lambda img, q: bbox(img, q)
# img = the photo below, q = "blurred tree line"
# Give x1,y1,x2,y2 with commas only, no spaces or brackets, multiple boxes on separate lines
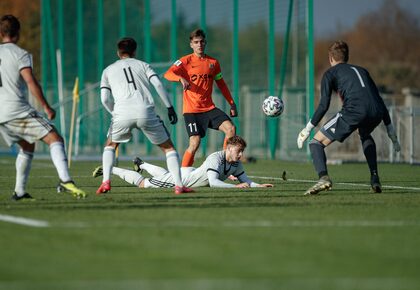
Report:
315,0,420,93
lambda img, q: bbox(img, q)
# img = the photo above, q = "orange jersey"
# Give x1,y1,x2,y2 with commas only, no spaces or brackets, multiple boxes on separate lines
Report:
164,53,234,113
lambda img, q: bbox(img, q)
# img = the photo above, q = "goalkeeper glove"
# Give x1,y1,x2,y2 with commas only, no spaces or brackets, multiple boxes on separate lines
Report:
386,124,401,152
167,106,178,125
230,103,238,117
297,121,315,149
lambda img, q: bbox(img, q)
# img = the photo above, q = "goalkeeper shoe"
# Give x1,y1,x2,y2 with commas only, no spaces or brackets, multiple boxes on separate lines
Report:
96,180,111,195
92,166,103,178
174,186,194,195
57,181,87,198
133,157,144,173
11,192,34,201
304,175,332,195
370,175,382,193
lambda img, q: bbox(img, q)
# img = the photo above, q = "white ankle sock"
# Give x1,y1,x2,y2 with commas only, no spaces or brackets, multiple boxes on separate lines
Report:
50,142,71,182
166,150,183,187
141,162,168,176
15,150,33,196
102,146,115,182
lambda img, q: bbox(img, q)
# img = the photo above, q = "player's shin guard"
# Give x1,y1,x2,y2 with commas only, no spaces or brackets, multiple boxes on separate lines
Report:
361,135,378,176
50,142,71,182
102,146,115,182
15,150,33,195
166,150,183,187
309,139,328,178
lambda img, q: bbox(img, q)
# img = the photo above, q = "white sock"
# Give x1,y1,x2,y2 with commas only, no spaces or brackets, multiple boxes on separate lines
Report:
102,146,115,182
166,150,183,187
50,142,71,182
142,162,168,176
112,167,144,186
15,150,33,196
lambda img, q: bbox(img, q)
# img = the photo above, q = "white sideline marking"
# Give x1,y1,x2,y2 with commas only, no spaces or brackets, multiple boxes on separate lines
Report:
55,219,420,229
249,175,420,191
0,214,49,228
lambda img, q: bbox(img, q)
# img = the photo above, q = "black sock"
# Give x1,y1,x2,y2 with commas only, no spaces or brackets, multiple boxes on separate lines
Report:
361,135,378,176
309,140,328,178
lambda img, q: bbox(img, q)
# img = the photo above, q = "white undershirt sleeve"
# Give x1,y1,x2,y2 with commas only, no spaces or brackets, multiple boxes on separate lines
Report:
207,170,236,188
100,88,114,114
150,75,172,108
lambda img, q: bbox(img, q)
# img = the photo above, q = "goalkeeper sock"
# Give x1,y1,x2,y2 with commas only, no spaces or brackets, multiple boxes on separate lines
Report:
361,135,378,175
112,167,144,186
309,139,328,178
166,150,183,187
102,146,115,182
50,142,71,182
182,150,194,167
15,150,33,195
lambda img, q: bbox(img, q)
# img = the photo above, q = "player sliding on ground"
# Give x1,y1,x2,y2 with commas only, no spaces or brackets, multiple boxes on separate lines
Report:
93,136,273,190
297,40,401,195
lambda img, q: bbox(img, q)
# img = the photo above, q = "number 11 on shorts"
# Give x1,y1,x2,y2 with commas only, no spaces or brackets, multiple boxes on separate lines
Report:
188,122,198,134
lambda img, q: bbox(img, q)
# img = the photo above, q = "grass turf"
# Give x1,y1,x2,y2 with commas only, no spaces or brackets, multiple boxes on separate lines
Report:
1,157,420,290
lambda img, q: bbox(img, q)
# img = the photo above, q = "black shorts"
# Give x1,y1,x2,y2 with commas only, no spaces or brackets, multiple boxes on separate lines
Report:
183,108,231,138
320,112,382,142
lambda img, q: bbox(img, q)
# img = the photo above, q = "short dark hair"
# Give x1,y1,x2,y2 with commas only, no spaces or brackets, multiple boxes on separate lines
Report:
0,15,20,38
189,28,206,41
117,37,137,56
328,40,349,62
226,136,247,151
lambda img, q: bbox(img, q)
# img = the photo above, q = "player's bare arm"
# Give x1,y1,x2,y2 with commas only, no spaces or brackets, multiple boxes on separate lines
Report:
20,67,55,120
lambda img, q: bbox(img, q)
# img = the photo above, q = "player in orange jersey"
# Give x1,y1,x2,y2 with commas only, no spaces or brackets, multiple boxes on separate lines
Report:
164,28,237,167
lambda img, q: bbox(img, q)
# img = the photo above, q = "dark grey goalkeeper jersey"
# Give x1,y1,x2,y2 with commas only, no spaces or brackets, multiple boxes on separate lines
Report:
311,63,391,127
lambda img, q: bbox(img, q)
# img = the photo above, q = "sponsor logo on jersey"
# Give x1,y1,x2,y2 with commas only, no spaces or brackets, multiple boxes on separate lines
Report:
174,60,182,66
191,74,212,82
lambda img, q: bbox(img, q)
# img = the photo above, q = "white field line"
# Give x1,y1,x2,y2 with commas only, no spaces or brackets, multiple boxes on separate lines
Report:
249,175,420,191
1,214,419,229
55,219,420,229
0,214,49,227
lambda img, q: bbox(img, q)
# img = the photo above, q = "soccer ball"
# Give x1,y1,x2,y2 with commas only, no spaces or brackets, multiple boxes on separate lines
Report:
262,96,284,117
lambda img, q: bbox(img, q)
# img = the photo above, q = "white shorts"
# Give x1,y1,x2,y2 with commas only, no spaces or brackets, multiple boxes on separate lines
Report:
0,112,53,146
108,115,170,145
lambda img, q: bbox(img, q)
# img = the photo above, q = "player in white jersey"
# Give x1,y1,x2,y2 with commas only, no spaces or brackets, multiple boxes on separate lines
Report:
93,136,273,190
0,15,86,200
97,37,192,195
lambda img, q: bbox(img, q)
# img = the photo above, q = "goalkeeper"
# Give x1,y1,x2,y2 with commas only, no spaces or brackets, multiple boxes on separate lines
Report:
297,40,400,195
93,136,273,190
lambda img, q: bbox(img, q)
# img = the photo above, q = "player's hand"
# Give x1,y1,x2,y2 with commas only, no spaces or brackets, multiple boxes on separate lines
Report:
258,184,274,187
235,182,250,188
167,106,178,125
179,77,190,91
386,124,401,152
297,127,311,149
230,103,238,117
297,121,315,149
45,106,56,120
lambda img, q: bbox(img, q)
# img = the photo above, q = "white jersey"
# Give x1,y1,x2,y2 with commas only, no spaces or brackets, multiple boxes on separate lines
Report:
100,58,159,120
184,151,245,187
0,43,35,123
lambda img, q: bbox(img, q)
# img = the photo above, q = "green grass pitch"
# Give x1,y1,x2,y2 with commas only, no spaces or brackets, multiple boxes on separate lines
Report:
1,156,420,290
